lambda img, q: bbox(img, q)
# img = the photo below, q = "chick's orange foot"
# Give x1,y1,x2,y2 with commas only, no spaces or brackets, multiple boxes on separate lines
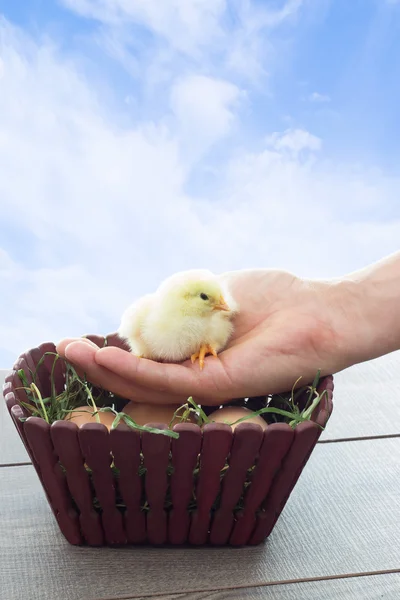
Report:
191,344,218,370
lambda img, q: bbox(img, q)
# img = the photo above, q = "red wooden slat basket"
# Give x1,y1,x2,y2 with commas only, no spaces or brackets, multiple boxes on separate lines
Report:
2,334,333,547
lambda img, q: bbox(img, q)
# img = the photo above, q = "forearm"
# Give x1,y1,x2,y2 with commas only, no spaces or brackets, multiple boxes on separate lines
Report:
340,251,400,364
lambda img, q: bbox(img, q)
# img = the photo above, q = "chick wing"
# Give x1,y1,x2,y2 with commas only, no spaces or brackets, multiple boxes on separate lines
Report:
118,293,154,357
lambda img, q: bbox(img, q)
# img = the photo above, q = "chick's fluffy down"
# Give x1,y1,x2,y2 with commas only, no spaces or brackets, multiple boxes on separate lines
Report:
118,269,238,364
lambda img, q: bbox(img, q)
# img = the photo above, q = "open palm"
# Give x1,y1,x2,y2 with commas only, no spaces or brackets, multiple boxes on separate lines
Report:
57,269,354,406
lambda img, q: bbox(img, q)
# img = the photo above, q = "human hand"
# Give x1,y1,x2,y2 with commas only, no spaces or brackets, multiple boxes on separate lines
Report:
56,268,359,406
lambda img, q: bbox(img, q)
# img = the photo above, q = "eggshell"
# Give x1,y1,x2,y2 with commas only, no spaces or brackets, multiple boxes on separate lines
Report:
63,405,116,430
122,401,198,427
207,405,268,431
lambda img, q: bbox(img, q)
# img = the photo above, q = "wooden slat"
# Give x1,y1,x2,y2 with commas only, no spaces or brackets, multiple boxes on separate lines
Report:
21,344,54,400
1,439,399,599
209,423,263,546
82,334,105,348
106,331,131,351
169,423,202,545
78,424,126,545
137,573,400,599
1,373,29,464
321,351,400,440
141,424,171,545
249,421,321,545
24,417,82,545
229,423,294,546
51,420,104,546
189,423,233,545
110,423,146,544
7,361,33,411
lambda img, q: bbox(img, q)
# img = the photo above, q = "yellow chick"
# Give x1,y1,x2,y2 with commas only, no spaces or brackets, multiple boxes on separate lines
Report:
118,269,238,370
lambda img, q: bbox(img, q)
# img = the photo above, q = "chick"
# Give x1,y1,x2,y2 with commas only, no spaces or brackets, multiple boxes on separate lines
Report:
118,269,238,370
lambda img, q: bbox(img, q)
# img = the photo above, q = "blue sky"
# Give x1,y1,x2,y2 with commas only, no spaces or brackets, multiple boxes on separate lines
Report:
3,0,399,168
1,0,400,366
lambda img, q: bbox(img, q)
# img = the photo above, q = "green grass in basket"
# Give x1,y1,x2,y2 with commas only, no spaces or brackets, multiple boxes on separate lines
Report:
16,351,327,435
15,353,327,516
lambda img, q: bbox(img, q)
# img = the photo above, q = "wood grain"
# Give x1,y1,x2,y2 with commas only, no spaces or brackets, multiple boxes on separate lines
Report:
110,424,146,544
229,423,293,546
79,424,126,545
320,351,400,440
209,423,263,546
137,573,400,599
169,423,202,545
1,438,399,600
51,421,105,546
141,424,171,545
188,423,232,545
0,371,30,464
24,416,83,545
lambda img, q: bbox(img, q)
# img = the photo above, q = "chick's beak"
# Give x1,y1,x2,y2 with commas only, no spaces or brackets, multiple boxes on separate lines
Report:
213,295,230,311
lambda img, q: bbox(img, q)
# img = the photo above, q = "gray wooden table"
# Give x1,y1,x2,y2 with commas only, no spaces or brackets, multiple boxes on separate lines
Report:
1,353,400,600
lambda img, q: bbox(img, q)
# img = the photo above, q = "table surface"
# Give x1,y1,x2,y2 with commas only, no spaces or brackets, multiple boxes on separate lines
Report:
1,353,400,600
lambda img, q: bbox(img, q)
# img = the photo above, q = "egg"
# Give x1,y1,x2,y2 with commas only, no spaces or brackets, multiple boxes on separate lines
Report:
63,405,116,430
122,401,199,427
207,405,268,431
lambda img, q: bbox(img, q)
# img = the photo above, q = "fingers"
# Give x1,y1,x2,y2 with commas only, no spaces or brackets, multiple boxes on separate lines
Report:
94,346,232,401
56,337,98,378
56,338,233,404
59,341,190,405
56,337,98,355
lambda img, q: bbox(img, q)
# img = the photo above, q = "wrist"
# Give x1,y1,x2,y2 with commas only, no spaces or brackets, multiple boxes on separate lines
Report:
331,253,400,366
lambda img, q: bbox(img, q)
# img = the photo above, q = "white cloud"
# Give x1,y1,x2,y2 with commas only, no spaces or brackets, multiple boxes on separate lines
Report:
61,0,227,57
61,0,305,85
309,92,331,103
170,75,243,163
266,128,322,155
0,14,400,365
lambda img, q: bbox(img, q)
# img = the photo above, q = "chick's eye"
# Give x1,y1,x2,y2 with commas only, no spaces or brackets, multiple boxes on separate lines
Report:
200,293,209,301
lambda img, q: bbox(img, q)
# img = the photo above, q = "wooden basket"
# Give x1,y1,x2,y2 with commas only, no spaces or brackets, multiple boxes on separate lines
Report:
3,334,333,547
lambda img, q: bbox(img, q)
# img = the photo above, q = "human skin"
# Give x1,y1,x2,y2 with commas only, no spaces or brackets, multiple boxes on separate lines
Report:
56,251,400,406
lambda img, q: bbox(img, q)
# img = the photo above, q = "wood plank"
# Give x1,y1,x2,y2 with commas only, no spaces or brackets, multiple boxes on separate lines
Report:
142,573,400,599
1,439,399,600
0,370,29,465
321,351,400,440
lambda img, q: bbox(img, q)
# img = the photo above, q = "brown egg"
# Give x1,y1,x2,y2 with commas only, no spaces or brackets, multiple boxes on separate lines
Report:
122,401,199,427
207,406,268,431
63,405,116,430
123,402,197,427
